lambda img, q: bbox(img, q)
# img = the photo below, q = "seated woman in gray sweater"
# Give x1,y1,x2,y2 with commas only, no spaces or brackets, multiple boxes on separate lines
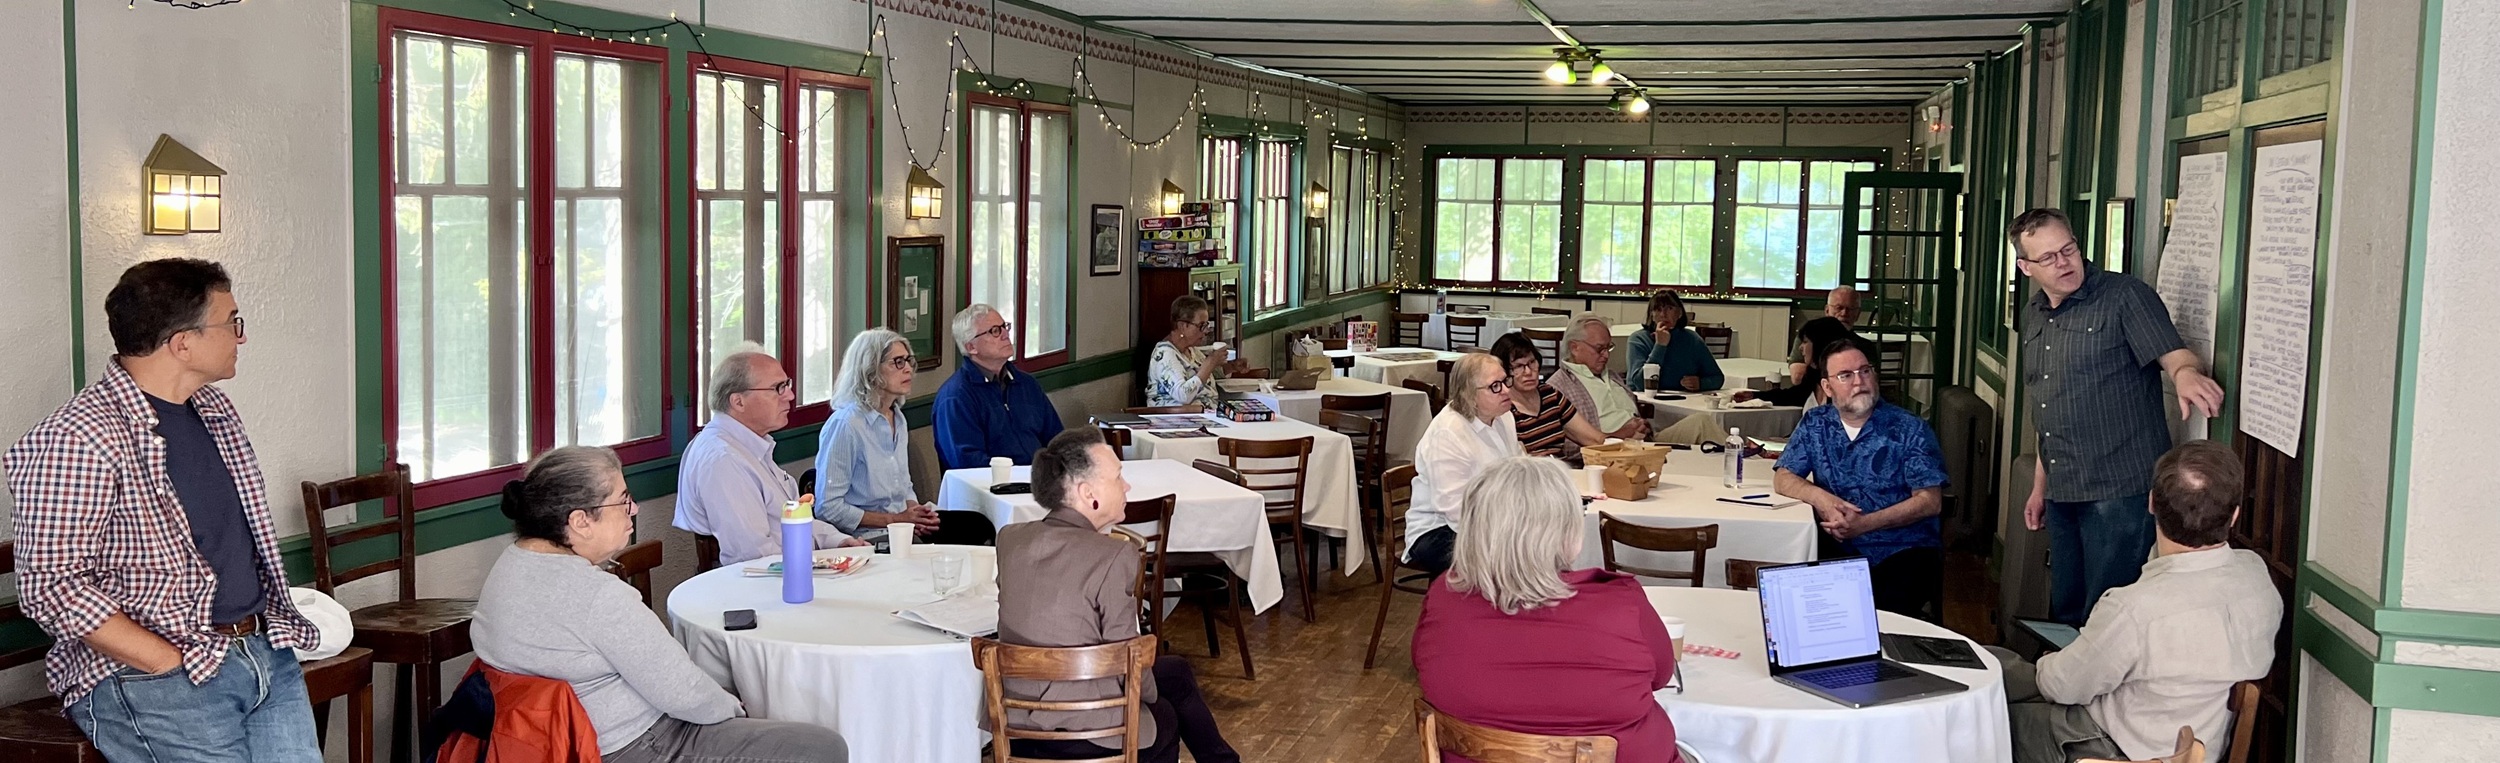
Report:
472,446,847,763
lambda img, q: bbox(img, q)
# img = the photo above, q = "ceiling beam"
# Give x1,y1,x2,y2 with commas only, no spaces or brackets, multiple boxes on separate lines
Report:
1229,52,1999,62
1086,11,2059,27
1173,34,2024,46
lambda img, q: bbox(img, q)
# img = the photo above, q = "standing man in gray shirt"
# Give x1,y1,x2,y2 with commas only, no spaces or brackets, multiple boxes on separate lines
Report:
2009,209,2227,625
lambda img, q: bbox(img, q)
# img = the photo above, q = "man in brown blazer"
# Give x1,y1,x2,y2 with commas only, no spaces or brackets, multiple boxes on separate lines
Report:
994,429,1241,763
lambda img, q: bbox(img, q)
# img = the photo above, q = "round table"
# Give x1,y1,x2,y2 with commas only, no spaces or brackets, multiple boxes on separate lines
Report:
1646,587,2010,763
667,546,995,763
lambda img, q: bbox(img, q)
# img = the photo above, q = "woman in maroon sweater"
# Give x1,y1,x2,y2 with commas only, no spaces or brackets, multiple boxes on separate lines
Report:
1411,456,1682,762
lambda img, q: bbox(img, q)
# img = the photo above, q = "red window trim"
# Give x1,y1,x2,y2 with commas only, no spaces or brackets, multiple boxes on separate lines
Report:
964,95,1074,373
684,54,874,430
378,9,673,509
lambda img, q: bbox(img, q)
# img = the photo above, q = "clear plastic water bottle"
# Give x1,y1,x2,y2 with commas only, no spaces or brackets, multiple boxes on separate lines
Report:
1722,427,1745,488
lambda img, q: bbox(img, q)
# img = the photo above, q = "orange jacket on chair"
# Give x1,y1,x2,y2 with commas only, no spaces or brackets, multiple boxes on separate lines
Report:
429,662,604,763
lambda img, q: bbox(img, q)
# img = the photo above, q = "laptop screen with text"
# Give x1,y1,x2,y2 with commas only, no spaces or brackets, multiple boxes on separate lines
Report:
1758,557,1882,669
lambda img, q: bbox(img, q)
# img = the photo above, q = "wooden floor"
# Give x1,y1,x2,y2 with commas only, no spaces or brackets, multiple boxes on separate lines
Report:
1148,549,2000,762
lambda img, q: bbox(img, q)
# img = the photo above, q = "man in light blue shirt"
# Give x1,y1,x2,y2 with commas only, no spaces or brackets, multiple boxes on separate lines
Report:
815,329,996,546
674,350,862,567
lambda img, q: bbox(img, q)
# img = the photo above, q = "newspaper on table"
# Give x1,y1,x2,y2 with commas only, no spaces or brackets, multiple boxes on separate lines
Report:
893,593,999,639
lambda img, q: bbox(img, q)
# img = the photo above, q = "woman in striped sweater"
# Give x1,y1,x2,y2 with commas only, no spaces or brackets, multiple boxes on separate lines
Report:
1489,333,1607,465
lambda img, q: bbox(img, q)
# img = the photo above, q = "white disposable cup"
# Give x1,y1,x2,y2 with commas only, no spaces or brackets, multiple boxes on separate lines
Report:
887,525,914,557
1581,465,1608,494
990,456,1013,485
1641,363,1661,386
1661,615,1688,654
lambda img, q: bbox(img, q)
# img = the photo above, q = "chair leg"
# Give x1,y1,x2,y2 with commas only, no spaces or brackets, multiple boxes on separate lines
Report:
349,681,375,763
412,662,444,763
1226,572,1256,681
313,698,332,752
1283,524,1315,623
1200,588,1222,659
1363,569,1398,670
390,663,414,763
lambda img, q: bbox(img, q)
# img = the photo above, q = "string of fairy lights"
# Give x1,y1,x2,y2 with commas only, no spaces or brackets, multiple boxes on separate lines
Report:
131,0,243,8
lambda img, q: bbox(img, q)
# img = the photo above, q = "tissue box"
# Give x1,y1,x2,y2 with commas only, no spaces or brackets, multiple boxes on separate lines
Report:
1216,399,1274,422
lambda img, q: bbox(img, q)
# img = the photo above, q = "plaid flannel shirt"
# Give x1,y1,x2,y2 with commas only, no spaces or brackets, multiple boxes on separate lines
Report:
3,360,314,707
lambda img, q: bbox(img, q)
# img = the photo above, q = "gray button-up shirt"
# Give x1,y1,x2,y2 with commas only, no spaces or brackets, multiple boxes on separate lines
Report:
2021,265,2186,501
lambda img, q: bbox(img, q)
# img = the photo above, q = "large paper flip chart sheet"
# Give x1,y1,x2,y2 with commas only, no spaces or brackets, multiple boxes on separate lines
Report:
2157,153,2229,363
2238,141,2323,455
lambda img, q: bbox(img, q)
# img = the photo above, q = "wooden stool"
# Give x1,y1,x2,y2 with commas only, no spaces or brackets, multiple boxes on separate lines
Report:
300,465,475,763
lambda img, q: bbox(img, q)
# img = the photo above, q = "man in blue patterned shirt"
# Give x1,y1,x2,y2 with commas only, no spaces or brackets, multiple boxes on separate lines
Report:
1774,336,1950,619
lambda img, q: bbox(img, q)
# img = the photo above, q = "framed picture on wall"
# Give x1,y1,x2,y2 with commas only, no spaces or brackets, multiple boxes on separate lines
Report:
883,235,945,371
1089,204,1124,277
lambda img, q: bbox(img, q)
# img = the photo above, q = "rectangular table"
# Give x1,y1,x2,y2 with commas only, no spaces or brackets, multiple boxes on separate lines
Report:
1238,377,1431,463
1424,311,1567,351
1574,455,1816,588
1642,388,1807,439
934,461,1284,613
1119,415,1367,574
1341,348,1464,391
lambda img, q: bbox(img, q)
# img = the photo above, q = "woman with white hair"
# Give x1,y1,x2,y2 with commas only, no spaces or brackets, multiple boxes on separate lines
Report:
1410,457,1682,762
1400,352,1524,575
815,328,997,546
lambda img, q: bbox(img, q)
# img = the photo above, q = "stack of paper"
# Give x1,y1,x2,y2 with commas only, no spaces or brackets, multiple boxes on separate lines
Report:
894,594,999,639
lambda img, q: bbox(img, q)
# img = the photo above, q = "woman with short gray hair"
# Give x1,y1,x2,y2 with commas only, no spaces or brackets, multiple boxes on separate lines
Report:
472,446,849,762
1399,352,1522,575
1410,457,1683,761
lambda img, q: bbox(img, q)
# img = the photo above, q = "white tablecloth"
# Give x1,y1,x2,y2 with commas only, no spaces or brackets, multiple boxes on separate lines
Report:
1342,348,1463,391
1643,389,1807,439
1240,377,1431,463
1424,311,1566,350
668,546,995,763
1646,586,2010,763
1718,358,1793,390
1577,456,1817,588
932,461,1284,613
1121,415,1366,574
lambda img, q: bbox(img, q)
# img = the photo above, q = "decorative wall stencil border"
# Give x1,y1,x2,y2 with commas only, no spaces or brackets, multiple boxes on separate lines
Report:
1788,109,1917,124
1406,108,1907,125
1406,108,1529,123
1651,110,1788,124
852,0,1402,120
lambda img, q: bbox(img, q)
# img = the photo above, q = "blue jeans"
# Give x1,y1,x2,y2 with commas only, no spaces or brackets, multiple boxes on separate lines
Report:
2045,493,2156,625
69,633,322,763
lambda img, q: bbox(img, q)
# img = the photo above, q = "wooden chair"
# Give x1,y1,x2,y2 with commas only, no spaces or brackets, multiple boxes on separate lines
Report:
1320,409,1393,579
1182,459,1259,678
694,534,723,573
607,540,665,608
972,635,1159,763
1695,325,1735,359
1404,378,1447,414
1595,514,1718,587
1220,436,1320,624
1444,314,1488,350
1126,405,1197,415
1363,465,1430,670
300,465,475,763
0,541,377,763
1114,495,1178,639
1322,337,1350,351
1415,699,1618,763
1530,306,1573,316
1097,424,1133,450
1724,558,1776,591
2226,680,2260,763
1520,327,1567,375
2080,725,2204,763
1391,311,1430,348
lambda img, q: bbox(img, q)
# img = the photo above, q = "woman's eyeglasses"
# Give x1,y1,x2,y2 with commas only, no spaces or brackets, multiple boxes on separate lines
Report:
884,355,917,371
1483,379,1512,394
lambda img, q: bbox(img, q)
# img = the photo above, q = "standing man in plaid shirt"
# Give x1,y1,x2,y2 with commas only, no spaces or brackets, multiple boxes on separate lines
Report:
5,259,321,761
2009,209,2228,626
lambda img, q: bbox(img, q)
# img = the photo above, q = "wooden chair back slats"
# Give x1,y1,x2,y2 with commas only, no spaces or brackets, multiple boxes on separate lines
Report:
1319,392,1391,416
299,464,419,599
1363,465,1427,670
1695,325,1735,359
1320,410,1391,484
1724,559,1774,591
1190,459,1243,486
1404,379,1447,414
973,636,1158,763
607,540,665,608
1117,495,1178,636
1392,312,1430,348
1519,327,1567,375
1530,307,1572,316
1097,424,1134,450
1415,699,1619,763
1217,437,1315,521
2226,681,2260,763
1444,315,1488,350
1595,514,1719,587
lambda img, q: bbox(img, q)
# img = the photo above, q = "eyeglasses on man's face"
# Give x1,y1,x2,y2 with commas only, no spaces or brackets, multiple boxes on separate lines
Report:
183,316,246,340
976,321,1014,341
2019,241,2082,266
1827,366,1879,385
743,380,795,396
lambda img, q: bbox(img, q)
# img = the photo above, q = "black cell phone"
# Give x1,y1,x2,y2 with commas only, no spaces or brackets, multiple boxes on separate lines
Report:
990,481,1032,495
723,609,757,631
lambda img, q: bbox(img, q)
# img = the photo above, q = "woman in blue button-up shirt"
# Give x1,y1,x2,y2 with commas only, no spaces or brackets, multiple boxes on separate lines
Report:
816,329,997,546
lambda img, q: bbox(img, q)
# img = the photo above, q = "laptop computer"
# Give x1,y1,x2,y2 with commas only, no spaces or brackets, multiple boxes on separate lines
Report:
1756,557,1969,708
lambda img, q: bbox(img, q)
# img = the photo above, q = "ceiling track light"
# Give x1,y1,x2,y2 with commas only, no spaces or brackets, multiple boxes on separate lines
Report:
1588,54,1615,86
1542,47,1579,84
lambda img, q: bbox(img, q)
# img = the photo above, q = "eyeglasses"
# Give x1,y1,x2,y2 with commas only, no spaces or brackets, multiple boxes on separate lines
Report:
976,321,1014,340
1828,367,1879,385
577,495,637,515
883,355,917,371
1482,379,1512,394
182,316,246,340
1570,338,1614,354
743,380,795,395
2019,242,2082,266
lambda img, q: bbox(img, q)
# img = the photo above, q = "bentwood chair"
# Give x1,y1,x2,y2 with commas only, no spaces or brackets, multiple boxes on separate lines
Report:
1416,699,1618,763
1220,436,1320,624
1362,465,1429,670
301,465,474,763
1596,514,1719,588
972,636,1159,763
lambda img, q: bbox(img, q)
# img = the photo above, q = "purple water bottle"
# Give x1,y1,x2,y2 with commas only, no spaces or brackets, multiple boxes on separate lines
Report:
780,500,814,604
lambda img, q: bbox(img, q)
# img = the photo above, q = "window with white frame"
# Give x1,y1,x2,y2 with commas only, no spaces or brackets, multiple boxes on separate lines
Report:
1735,158,1877,290
1200,136,1243,263
1325,145,1392,295
1578,157,1715,288
386,21,664,498
967,100,1071,365
1252,138,1299,311
1432,157,1562,284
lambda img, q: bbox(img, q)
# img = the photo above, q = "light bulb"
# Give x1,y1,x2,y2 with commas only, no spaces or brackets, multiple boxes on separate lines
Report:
1590,61,1615,85
1628,93,1651,114
1544,59,1575,84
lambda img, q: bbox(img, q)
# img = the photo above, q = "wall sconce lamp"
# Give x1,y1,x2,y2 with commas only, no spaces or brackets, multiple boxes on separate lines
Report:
1307,182,1330,219
1160,179,1188,216
905,164,945,220
143,134,224,235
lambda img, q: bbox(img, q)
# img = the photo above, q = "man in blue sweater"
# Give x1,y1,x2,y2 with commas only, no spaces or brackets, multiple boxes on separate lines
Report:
934,303,1066,470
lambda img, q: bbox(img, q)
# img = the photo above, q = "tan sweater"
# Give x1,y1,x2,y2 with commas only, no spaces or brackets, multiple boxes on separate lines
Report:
2037,548,2282,761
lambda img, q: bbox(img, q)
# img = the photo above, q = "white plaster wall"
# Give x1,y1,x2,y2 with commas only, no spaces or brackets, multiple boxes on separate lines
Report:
2389,708,2500,762
2295,655,2375,763
2307,0,2423,597
2404,0,2500,615
0,0,75,544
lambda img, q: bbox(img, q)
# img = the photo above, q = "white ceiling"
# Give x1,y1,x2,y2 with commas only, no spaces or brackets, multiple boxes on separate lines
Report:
1023,0,2071,105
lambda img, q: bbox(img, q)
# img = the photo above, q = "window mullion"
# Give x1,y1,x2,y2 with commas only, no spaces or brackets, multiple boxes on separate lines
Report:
526,37,558,453
778,71,803,370
743,79,771,352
